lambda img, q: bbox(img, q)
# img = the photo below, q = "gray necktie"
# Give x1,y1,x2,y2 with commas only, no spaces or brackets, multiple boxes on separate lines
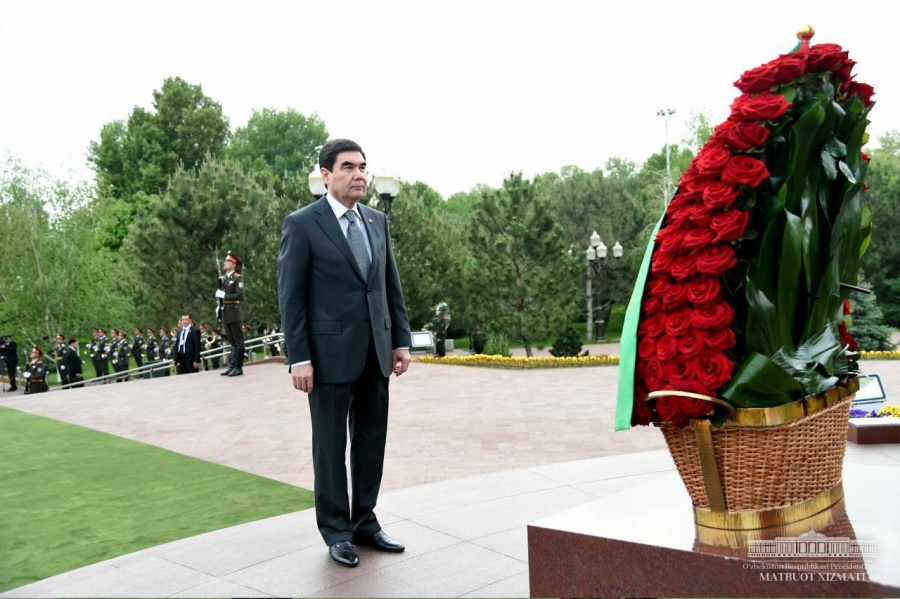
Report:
345,210,370,280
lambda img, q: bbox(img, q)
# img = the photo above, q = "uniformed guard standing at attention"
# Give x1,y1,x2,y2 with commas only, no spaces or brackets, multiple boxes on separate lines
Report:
23,347,49,394
54,334,69,387
157,327,172,377
96,328,111,382
215,251,246,377
145,328,159,378
132,327,145,377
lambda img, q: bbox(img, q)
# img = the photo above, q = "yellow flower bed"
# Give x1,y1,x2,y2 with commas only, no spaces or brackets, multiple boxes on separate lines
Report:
858,350,900,360
414,354,619,368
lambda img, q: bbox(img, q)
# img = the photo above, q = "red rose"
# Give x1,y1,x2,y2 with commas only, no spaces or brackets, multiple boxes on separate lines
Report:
641,295,663,318
693,145,732,176
834,59,857,84
655,396,689,427
709,120,735,146
692,302,736,330
686,275,722,307
843,299,852,316
663,356,696,384
644,358,665,390
705,327,736,351
682,227,716,251
670,255,698,281
656,334,681,362
649,248,676,276
655,397,690,427
730,92,791,121
710,208,751,243
806,43,849,73
845,80,875,107
724,121,771,150
861,152,871,164
677,168,716,195
695,244,737,276
678,328,706,358
661,281,690,311
673,380,717,417
665,306,694,337
638,335,658,360
734,52,808,94
702,181,741,211
722,154,770,187
694,350,736,390
689,203,713,229
638,312,667,339
657,226,688,255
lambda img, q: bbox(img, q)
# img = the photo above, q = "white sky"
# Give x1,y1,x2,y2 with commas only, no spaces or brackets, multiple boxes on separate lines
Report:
1,0,898,198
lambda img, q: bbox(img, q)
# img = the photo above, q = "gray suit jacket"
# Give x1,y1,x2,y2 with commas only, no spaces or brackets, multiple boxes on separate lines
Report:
278,196,412,382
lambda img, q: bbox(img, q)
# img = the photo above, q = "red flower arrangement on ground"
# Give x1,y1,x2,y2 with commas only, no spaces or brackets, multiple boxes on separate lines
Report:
631,33,874,428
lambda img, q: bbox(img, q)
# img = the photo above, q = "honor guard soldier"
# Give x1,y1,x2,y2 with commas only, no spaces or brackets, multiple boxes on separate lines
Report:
23,347,49,394
54,334,69,386
145,328,159,378
96,329,111,381
113,330,131,382
158,327,172,377
88,327,101,380
132,327,145,376
215,251,246,377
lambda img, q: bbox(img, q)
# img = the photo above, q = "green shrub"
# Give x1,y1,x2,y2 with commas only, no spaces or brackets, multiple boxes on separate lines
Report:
483,332,511,357
549,326,583,357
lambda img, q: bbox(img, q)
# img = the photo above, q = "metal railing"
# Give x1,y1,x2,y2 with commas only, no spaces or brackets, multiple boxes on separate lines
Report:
52,333,285,391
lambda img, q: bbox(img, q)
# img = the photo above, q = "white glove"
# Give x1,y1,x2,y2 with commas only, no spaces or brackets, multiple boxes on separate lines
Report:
23,371,31,378
215,289,226,299
60,365,66,370
113,352,118,358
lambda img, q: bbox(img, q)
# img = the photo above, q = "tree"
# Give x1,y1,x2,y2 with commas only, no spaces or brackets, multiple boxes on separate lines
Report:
0,156,136,345
860,131,900,324
228,108,328,196
387,182,468,330
122,157,279,329
88,77,230,249
848,285,895,351
467,172,581,356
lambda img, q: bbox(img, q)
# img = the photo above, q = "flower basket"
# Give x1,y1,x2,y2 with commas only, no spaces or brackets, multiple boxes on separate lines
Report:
659,377,858,544
614,27,876,546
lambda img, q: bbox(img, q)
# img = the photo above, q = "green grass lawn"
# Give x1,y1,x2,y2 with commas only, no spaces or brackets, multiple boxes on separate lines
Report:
0,407,314,592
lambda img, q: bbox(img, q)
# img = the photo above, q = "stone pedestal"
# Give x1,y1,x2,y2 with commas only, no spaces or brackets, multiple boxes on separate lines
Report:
528,465,899,598
849,417,900,444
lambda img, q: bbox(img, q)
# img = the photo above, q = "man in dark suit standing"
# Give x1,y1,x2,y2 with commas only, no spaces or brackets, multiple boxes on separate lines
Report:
64,338,84,388
278,138,412,568
174,314,201,374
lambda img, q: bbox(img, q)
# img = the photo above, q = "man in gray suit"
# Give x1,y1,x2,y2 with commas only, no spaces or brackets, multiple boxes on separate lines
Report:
278,138,412,568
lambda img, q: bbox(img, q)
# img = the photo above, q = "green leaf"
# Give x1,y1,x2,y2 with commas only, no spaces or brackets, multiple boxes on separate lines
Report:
719,352,803,407
771,323,847,396
838,161,857,184
821,149,838,180
777,211,804,345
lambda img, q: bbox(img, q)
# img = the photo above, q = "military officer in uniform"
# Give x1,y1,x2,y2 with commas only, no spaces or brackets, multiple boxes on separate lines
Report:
157,327,172,377
113,329,131,381
215,251,246,377
23,347,49,394
96,328,111,381
145,328,159,377
54,334,69,386
132,327,145,377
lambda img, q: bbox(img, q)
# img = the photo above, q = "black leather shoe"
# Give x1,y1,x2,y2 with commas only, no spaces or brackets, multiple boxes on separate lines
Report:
353,530,405,553
329,541,359,567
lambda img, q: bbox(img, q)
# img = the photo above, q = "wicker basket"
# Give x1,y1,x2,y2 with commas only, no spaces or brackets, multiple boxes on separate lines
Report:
658,378,858,517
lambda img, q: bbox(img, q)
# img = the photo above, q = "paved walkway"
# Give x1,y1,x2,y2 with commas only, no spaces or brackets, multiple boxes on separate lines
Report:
2,348,899,597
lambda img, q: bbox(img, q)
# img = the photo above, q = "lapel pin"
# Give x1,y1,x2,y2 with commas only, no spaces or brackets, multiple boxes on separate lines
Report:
368,218,373,223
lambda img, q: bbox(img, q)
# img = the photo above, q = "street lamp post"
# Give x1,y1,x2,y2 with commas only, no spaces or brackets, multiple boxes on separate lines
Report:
585,232,623,342
657,108,676,204
373,173,401,220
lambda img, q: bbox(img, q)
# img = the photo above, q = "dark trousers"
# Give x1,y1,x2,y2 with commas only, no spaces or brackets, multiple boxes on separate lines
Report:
175,355,198,374
308,338,390,545
224,321,244,348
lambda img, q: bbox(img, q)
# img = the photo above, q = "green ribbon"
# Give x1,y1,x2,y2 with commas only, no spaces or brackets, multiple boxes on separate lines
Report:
615,213,666,431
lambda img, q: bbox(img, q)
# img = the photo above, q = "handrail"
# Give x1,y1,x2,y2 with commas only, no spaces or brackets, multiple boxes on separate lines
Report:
52,333,285,391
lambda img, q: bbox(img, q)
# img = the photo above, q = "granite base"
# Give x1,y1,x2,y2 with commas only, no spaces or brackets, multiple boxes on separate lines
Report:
849,417,900,444
528,466,899,598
